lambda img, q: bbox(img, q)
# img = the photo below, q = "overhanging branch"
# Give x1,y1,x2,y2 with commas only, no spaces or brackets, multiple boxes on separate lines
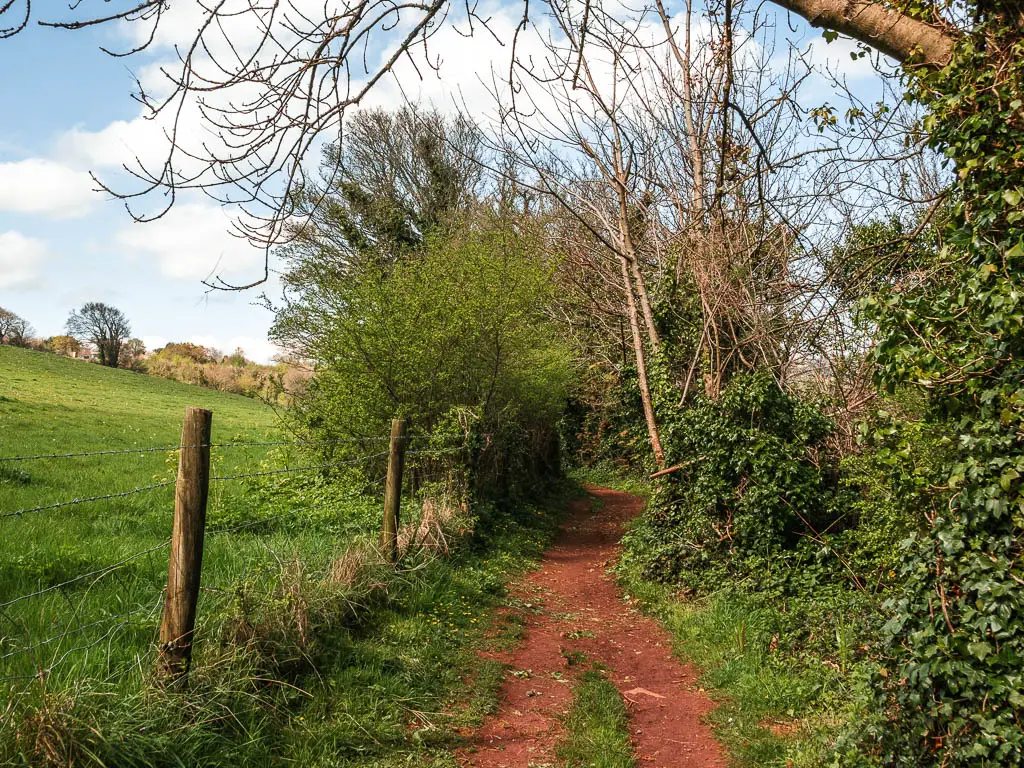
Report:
770,0,958,67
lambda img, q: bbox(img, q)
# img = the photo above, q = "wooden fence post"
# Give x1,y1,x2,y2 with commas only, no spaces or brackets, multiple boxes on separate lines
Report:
158,406,212,686
380,418,409,563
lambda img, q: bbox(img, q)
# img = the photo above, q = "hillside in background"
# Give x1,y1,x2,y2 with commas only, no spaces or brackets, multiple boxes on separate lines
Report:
0,344,280,461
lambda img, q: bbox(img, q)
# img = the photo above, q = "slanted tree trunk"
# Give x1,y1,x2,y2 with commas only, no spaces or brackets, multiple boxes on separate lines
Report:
618,255,666,469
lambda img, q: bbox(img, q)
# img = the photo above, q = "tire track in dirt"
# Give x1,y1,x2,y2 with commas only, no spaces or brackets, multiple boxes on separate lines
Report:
458,487,726,767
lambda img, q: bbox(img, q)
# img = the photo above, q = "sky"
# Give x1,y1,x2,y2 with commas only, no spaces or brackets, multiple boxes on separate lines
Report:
0,1,888,364
0,17,287,361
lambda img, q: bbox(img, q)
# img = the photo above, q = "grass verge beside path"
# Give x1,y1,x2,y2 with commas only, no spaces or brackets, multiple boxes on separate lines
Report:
557,668,635,768
3,490,571,767
615,573,870,767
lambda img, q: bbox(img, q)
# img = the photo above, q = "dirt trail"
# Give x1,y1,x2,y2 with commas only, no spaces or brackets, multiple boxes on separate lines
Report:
458,487,726,767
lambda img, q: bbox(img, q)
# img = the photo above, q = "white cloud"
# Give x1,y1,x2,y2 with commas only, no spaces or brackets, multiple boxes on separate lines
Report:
58,117,171,172
227,336,282,365
0,231,48,289
0,159,98,218
114,202,266,281
141,335,168,353
190,334,281,364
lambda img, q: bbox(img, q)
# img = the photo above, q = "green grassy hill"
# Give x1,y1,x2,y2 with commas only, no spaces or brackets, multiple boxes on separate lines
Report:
0,344,278,455
0,346,376,699
0,344,281,520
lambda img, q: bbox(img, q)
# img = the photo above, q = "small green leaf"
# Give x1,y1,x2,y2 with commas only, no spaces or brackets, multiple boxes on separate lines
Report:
999,468,1019,491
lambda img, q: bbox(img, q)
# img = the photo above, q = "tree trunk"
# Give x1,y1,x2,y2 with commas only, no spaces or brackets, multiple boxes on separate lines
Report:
619,255,666,469
629,253,661,353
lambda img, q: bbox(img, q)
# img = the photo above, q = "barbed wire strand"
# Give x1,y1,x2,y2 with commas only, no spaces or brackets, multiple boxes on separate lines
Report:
3,614,130,662
209,451,390,482
0,481,177,521
0,616,141,683
0,589,165,665
0,434,465,463
0,540,170,611
1,447,418,518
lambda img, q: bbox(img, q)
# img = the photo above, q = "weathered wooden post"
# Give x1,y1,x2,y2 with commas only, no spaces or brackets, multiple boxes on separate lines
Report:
380,418,409,563
158,406,212,686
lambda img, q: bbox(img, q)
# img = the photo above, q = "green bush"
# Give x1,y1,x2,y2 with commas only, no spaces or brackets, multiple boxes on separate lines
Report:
273,221,573,499
622,371,836,591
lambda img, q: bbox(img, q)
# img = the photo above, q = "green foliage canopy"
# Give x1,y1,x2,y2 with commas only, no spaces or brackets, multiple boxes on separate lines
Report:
273,223,572,448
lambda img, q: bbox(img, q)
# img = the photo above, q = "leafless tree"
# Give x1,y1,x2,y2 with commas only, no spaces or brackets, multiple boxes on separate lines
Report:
0,308,33,347
0,0,964,291
66,302,132,368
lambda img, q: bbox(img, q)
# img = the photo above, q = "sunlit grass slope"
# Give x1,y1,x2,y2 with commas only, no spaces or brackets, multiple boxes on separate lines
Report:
0,345,368,688
0,343,277,457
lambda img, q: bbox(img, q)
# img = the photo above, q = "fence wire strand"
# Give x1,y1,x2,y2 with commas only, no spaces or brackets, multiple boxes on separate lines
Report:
0,434,463,464
0,481,177,521
0,600,158,664
1,448,413,519
0,615,147,683
209,451,390,482
0,423,469,685
0,445,185,462
0,540,170,611
206,480,381,537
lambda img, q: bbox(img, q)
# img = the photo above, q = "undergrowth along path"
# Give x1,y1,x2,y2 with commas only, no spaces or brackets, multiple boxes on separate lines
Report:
459,487,726,767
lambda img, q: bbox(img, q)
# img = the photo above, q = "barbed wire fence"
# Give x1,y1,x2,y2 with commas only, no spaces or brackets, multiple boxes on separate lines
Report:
0,409,469,689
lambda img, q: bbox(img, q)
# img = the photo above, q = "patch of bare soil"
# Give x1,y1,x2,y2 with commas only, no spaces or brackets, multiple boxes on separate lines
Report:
457,487,726,767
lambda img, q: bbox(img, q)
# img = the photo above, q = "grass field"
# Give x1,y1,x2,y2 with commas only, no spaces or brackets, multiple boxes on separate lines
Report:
0,345,568,767
0,348,384,711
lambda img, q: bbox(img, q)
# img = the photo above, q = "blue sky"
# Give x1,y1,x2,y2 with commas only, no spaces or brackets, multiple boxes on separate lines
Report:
0,18,282,361
0,2,887,363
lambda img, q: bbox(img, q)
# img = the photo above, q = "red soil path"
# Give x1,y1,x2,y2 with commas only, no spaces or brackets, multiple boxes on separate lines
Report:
457,487,726,767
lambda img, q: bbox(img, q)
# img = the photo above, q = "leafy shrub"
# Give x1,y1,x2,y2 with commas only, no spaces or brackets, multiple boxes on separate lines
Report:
824,400,953,590
622,371,836,591
273,222,573,501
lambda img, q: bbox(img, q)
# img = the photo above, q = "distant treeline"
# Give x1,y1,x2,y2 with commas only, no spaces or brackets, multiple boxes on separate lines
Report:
5,326,308,403
135,342,311,403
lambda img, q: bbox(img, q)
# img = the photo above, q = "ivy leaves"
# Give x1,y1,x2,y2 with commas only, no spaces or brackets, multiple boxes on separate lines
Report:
862,15,1024,767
